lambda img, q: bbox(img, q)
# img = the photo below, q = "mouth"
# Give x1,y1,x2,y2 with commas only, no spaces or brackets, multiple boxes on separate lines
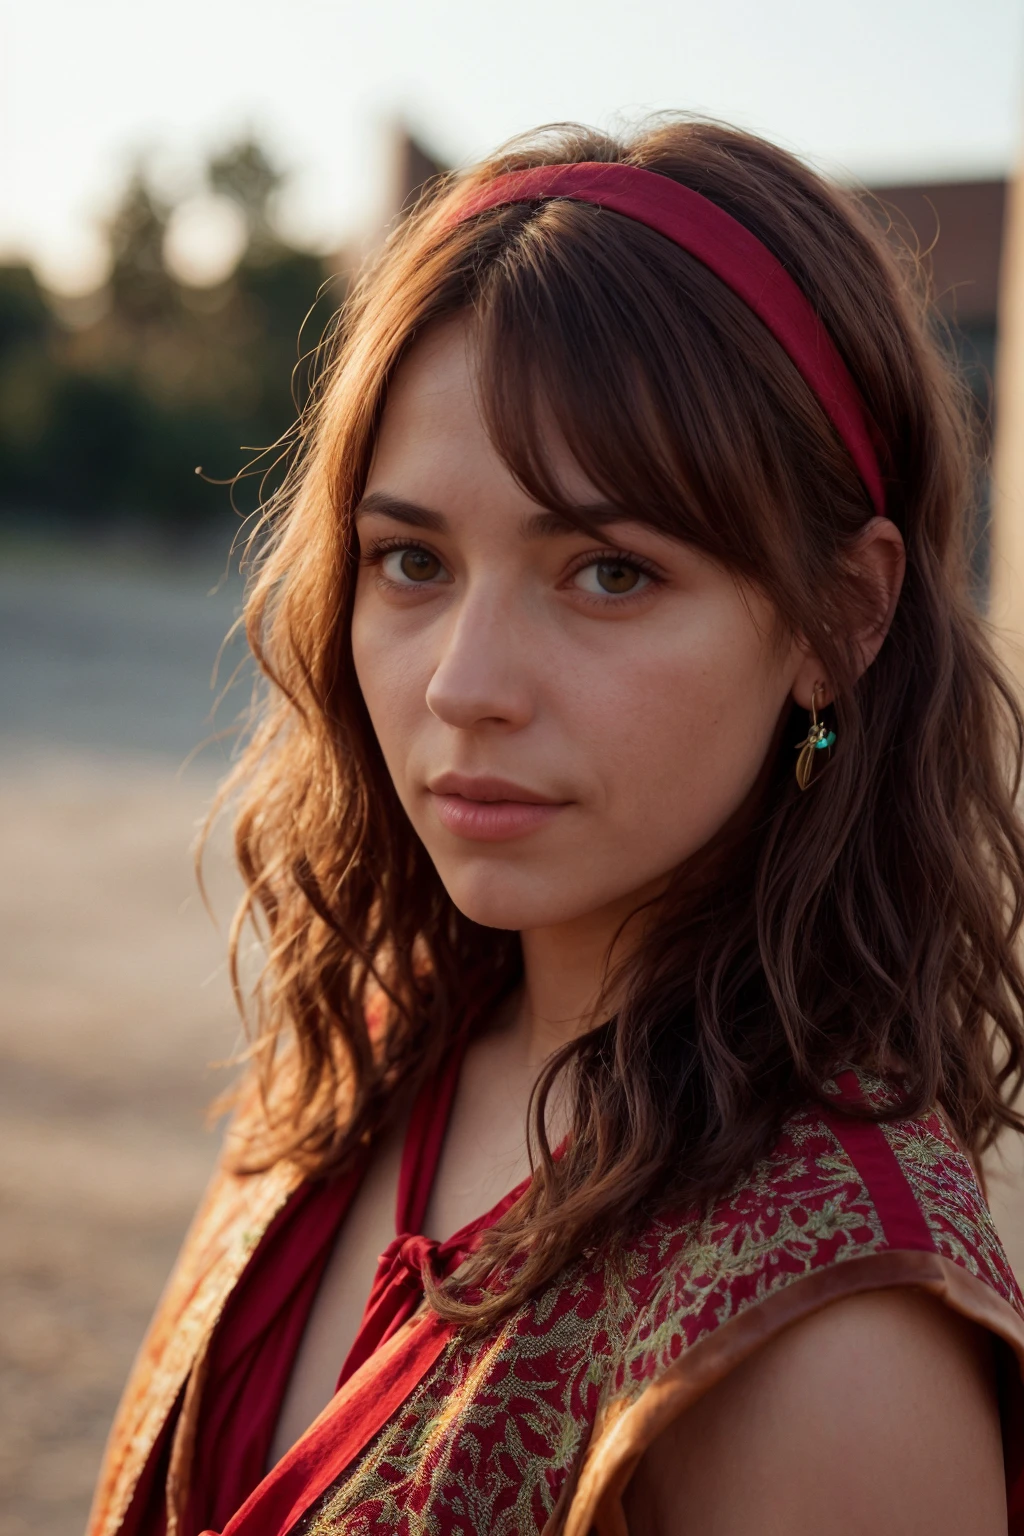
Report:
425,772,570,843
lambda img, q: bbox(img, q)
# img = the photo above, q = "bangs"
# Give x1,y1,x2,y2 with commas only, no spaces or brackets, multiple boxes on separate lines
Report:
465,198,867,598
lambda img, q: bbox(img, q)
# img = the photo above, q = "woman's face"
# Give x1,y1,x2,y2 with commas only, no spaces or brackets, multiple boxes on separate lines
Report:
351,318,810,934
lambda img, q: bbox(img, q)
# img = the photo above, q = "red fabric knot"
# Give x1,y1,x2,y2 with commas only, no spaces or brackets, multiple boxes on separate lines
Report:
336,1230,465,1390
379,1233,443,1297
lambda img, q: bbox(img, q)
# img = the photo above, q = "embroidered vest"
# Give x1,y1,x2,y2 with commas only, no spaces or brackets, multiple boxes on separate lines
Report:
88,1071,1024,1536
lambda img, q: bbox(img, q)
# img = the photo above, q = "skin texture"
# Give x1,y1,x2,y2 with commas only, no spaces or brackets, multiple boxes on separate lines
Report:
354,332,819,948
273,317,1005,1535
622,1289,1006,1536
350,317,904,1047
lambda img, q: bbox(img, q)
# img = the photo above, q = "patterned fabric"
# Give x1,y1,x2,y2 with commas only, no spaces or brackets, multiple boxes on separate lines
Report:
90,1071,1024,1536
289,1079,1023,1536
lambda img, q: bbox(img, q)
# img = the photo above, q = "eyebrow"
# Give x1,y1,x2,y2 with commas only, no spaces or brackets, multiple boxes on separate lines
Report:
353,490,629,539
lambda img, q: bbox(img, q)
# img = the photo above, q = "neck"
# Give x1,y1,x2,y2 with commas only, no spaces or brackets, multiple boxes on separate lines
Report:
512,883,661,1066
507,811,758,1067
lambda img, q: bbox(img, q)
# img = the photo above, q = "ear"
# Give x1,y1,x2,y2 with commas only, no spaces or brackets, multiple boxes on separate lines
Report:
791,517,906,709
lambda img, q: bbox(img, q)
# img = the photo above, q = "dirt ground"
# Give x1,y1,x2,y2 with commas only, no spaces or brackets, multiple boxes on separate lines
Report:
0,754,240,1536
2,550,1024,1536
0,551,244,1536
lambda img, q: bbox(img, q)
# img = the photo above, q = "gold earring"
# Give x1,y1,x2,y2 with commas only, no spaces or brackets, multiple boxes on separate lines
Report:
795,685,836,791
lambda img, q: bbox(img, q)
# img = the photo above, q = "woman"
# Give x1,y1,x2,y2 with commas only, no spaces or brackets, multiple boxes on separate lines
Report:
89,118,1024,1536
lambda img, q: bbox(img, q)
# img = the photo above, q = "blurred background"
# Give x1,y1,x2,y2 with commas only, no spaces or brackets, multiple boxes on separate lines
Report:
2,3,1024,1533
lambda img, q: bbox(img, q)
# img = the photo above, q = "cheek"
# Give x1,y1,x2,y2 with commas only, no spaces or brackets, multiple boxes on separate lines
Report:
569,620,789,853
350,598,424,778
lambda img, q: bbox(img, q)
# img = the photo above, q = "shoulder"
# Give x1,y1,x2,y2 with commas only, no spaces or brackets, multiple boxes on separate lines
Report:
624,1284,1005,1536
565,1074,1024,1535
617,1068,1022,1375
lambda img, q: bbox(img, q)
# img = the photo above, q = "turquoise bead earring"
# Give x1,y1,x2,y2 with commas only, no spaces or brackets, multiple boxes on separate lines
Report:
795,685,836,791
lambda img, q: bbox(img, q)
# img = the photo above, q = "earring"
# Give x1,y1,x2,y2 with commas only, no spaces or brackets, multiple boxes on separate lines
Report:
795,685,836,791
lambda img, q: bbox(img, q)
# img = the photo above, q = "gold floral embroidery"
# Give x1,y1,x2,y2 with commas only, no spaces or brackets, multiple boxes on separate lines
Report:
297,1081,1022,1536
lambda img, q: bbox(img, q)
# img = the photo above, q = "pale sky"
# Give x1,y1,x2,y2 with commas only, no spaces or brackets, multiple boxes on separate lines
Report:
3,0,1024,292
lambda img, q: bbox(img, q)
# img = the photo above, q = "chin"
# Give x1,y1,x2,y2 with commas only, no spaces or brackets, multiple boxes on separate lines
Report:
438,863,592,932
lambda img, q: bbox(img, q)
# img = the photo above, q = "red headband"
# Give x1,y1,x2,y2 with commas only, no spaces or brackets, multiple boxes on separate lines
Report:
451,162,887,518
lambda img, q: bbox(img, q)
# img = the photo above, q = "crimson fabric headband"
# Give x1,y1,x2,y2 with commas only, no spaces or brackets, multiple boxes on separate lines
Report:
451,162,887,519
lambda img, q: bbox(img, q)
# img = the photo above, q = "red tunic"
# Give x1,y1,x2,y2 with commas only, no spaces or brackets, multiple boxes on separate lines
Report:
93,1067,1024,1536
124,1037,534,1533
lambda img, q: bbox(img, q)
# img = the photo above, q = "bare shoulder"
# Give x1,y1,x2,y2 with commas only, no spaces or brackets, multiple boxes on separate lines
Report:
623,1287,1006,1536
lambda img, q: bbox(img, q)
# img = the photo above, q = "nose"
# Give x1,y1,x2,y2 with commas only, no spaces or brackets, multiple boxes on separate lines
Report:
425,587,535,731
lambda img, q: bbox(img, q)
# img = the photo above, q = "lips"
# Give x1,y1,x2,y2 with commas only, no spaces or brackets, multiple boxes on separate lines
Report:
425,773,569,842
426,772,563,805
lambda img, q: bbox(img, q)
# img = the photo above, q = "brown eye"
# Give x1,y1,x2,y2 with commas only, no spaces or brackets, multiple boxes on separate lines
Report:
594,560,641,594
572,556,651,600
384,547,443,583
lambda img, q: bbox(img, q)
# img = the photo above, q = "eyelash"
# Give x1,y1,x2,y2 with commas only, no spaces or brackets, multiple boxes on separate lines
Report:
359,537,664,603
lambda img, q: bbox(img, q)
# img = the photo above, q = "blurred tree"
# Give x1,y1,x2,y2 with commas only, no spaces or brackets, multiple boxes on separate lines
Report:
0,133,342,539
208,137,284,260
107,171,177,327
0,263,52,353
0,265,58,504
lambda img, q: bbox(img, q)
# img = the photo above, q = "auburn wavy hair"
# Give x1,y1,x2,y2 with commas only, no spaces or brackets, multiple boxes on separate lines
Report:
212,116,1024,1326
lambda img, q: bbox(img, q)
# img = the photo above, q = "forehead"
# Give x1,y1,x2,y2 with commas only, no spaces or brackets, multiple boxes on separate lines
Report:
371,320,478,467
367,316,600,508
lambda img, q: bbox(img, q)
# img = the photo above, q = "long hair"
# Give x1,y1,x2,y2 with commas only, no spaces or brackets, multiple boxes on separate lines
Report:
211,117,1024,1326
